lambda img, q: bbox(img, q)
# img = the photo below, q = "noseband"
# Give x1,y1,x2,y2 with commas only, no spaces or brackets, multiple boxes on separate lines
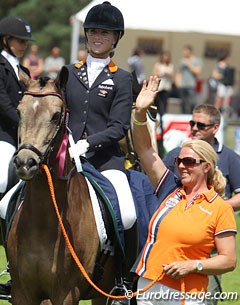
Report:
15,90,66,164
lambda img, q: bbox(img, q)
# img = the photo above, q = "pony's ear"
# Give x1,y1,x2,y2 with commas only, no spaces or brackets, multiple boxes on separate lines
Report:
19,68,33,89
55,66,69,91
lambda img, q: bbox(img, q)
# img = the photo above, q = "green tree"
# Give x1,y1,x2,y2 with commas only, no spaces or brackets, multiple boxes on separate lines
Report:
0,0,91,63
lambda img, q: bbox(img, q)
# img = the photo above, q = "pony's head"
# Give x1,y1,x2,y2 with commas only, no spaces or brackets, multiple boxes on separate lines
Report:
13,68,68,180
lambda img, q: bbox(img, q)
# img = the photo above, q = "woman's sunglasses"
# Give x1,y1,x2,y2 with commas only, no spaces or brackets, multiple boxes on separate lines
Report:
175,157,204,166
189,120,214,130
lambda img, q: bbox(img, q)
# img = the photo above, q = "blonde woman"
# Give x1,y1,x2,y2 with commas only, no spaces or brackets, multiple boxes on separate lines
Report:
132,76,237,305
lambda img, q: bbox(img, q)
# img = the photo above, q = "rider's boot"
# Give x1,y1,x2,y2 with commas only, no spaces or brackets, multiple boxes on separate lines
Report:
0,217,11,301
112,221,138,305
0,280,11,301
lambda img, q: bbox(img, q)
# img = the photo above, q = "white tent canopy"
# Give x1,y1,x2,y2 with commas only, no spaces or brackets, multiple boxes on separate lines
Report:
71,0,240,62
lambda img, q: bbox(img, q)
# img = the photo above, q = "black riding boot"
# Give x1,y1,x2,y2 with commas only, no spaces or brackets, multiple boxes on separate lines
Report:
112,221,139,305
0,218,7,247
0,218,11,301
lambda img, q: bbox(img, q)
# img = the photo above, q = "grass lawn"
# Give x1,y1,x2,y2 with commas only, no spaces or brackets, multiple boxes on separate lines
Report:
0,214,239,305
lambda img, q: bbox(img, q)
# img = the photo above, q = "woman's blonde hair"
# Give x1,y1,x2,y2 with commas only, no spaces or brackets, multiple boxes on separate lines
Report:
182,139,226,196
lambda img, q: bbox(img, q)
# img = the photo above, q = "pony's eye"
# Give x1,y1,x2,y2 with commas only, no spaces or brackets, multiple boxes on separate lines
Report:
51,112,61,124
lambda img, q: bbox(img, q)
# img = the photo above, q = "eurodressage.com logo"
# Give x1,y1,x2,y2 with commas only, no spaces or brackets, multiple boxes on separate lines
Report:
124,289,239,302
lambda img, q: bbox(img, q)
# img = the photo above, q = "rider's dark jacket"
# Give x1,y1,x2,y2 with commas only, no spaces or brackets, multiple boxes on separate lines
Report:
0,54,29,147
62,59,133,172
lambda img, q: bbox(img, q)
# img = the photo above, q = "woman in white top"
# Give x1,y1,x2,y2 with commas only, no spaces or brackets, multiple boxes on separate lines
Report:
152,51,174,115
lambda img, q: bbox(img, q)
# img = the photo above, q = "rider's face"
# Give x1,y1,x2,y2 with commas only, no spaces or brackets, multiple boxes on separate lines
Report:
7,37,28,59
86,29,117,59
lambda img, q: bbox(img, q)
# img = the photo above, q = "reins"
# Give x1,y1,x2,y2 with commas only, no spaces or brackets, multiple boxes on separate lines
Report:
42,163,162,300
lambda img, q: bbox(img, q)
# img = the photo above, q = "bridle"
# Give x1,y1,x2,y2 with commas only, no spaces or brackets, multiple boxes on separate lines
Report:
15,90,67,164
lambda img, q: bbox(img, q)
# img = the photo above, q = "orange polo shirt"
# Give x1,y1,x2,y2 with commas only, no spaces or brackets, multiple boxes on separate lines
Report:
135,182,237,293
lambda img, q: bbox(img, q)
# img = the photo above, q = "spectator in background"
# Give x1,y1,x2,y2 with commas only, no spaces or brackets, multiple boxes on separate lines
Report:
44,46,65,79
163,103,240,211
23,43,43,80
152,50,174,115
213,51,235,116
207,74,219,106
175,45,202,113
77,46,88,62
128,47,145,85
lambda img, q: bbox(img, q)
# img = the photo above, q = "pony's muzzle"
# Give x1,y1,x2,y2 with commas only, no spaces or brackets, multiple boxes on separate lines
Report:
13,155,39,180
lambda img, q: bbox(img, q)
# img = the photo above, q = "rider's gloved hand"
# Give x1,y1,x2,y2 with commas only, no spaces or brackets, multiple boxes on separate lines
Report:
68,139,89,159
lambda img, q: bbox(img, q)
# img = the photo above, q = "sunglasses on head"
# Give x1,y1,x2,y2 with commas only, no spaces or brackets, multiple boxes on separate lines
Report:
189,120,214,130
175,157,204,166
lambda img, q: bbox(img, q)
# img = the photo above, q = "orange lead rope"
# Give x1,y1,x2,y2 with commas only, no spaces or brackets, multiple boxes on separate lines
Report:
180,278,186,305
42,163,162,300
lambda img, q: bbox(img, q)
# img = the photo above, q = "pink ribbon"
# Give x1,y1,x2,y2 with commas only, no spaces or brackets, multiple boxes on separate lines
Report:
55,132,69,177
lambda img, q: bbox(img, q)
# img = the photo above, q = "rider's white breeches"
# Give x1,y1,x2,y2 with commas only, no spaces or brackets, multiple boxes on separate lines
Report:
102,169,136,230
0,141,15,193
0,181,22,219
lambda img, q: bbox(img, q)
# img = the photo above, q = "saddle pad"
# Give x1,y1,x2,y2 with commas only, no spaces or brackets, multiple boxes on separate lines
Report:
85,178,108,250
